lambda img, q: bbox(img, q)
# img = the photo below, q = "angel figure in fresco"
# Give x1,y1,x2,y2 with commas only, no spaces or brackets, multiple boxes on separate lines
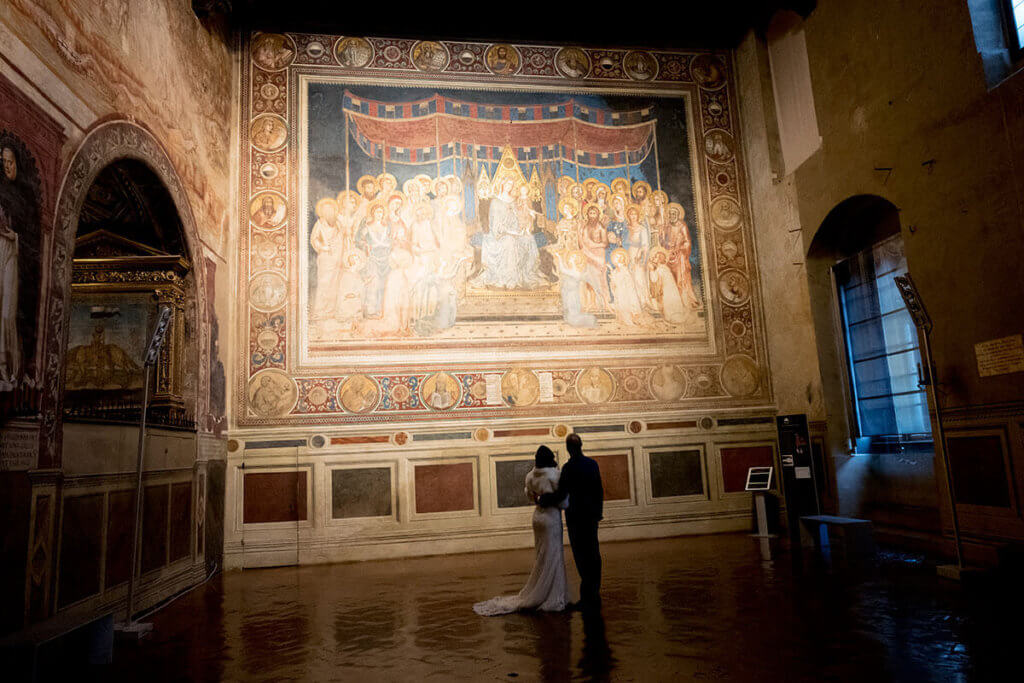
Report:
648,247,688,325
623,205,653,310
439,195,472,292
554,250,597,328
663,203,702,309
357,249,413,337
310,198,343,319
355,201,391,317
0,205,20,389
608,248,650,326
410,201,440,279
251,375,288,415
335,250,366,325
386,193,410,253
336,190,362,258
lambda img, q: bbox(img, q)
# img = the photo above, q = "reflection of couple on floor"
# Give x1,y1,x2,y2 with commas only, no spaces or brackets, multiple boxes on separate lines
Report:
474,433,604,616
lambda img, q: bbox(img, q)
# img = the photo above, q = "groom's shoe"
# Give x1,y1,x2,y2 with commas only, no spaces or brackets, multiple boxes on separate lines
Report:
565,601,583,612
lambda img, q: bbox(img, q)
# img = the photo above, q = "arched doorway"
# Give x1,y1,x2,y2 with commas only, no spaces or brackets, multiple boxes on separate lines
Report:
806,195,941,543
25,122,212,625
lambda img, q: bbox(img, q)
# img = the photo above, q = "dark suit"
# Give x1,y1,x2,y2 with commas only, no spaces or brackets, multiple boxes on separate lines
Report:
540,453,603,605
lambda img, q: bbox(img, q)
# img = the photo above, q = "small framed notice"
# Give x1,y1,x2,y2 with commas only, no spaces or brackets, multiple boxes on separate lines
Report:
745,466,774,491
975,334,1024,378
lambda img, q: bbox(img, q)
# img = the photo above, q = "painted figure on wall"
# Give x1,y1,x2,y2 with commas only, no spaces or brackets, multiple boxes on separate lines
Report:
0,134,42,392
303,84,709,353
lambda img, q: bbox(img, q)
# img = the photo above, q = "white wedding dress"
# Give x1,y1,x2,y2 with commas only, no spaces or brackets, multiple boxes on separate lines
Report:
473,467,569,615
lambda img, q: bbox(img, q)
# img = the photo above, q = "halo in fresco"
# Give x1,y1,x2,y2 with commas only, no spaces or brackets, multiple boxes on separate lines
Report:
250,115,288,152
690,54,726,89
624,51,658,81
337,374,380,413
249,272,287,312
485,44,521,74
556,47,590,78
249,191,286,229
501,368,540,406
649,364,687,401
421,372,462,410
412,41,449,72
335,37,373,68
710,197,742,231
248,369,297,417
576,367,614,404
252,33,296,71
721,355,760,397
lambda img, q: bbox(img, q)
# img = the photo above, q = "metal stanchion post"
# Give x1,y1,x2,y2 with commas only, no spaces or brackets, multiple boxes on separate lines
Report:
116,306,172,638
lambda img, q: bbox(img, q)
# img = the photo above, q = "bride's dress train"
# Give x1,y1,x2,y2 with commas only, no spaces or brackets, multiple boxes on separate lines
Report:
473,467,568,616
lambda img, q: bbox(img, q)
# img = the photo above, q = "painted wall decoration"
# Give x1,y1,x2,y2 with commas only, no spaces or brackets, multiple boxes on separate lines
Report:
238,34,770,426
0,72,65,424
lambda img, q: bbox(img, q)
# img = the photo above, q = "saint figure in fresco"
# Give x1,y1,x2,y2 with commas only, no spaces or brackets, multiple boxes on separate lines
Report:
355,202,391,317
648,248,688,325
310,198,343,319
0,139,41,391
554,250,597,328
0,205,20,389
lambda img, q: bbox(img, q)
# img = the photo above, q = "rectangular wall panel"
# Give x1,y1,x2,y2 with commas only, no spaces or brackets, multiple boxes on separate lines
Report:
243,471,308,523
721,446,775,493
169,481,193,562
105,489,134,588
142,484,169,574
331,468,392,519
947,435,1012,508
495,459,535,508
649,450,704,499
58,494,104,608
592,454,632,501
414,463,474,514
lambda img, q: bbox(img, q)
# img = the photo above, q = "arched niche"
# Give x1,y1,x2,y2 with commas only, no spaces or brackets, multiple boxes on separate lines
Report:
41,122,209,468
806,194,902,456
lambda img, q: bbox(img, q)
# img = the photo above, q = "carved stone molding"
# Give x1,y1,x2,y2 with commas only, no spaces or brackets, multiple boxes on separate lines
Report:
42,121,209,467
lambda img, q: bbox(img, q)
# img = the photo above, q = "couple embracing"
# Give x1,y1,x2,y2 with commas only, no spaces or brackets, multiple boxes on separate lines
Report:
474,433,604,616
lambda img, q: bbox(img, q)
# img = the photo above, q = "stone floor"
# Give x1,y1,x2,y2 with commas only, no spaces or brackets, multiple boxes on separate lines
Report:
47,534,1024,681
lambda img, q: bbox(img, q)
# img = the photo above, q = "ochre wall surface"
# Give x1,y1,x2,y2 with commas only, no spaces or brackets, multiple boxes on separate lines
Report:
0,0,233,635
737,1,1024,557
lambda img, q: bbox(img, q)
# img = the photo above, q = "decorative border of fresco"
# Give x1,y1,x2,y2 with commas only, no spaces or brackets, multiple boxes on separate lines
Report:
237,33,770,427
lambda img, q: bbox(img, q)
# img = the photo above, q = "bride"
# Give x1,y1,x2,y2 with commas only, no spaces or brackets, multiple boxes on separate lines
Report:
473,446,569,615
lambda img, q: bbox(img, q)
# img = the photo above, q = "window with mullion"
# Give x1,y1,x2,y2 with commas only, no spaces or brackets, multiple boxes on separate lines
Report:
835,235,931,448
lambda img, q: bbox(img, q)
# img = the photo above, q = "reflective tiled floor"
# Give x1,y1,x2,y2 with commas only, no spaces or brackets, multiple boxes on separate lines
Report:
68,534,1023,681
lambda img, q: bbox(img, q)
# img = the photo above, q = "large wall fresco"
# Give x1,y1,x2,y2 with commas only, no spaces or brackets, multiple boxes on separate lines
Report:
238,34,770,426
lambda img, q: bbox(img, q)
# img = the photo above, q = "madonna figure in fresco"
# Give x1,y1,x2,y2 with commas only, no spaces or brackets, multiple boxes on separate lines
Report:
473,179,545,290
474,446,569,615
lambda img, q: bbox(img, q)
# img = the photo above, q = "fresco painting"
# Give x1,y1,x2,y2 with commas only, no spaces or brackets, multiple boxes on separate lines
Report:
301,83,709,356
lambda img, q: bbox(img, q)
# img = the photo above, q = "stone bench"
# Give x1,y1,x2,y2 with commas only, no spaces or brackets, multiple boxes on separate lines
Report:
799,515,876,560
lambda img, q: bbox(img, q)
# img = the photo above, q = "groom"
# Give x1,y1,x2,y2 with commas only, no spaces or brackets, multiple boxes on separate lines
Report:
539,433,604,610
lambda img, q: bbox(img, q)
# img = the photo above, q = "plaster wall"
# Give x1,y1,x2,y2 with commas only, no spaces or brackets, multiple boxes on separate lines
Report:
0,0,233,634
737,0,1024,553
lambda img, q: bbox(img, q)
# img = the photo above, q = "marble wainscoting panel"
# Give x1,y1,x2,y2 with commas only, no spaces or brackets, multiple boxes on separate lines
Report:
242,471,308,523
56,494,105,609
493,458,537,509
719,444,776,495
330,467,393,519
648,449,706,500
413,462,476,515
225,414,782,567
